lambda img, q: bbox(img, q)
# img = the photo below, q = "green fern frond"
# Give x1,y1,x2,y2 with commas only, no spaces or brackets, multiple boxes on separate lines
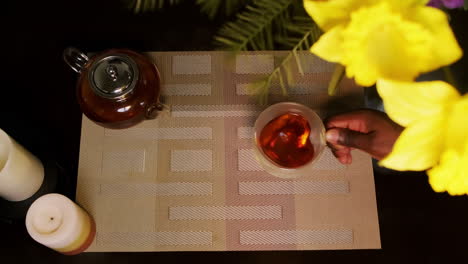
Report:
276,15,318,48
214,0,296,51
125,0,182,13
328,64,345,96
196,0,251,19
249,28,323,104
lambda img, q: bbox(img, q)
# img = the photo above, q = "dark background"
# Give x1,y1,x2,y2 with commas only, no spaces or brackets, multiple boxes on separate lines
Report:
1,1,468,263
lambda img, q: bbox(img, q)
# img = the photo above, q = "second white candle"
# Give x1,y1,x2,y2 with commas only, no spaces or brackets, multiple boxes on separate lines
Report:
0,128,44,201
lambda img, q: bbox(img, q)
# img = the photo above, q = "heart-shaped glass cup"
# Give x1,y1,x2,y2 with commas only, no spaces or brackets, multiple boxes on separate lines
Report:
253,102,326,178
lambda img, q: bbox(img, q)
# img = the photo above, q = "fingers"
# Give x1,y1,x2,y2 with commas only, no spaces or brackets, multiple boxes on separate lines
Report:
325,109,385,133
326,128,373,163
324,110,404,163
326,128,353,164
328,143,352,164
326,128,372,150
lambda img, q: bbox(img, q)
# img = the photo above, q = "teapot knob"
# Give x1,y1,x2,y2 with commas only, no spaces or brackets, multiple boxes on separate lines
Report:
105,65,119,81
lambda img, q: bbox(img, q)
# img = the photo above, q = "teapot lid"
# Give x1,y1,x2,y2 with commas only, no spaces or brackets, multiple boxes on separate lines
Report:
88,54,139,99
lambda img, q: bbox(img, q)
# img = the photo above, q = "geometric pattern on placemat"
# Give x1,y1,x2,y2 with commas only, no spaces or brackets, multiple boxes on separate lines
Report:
238,149,264,172
98,231,213,246
102,150,146,177
238,181,349,195
240,230,353,245
236,55,274,74
170,150,213,172
76,51,380,252
237,127,254,139
100,182,212,196
173,55,211,75
162,84,212,96
169,206,282,220
236,83,329,96
313,149,347,170
171,105,259,118
105,127,213,140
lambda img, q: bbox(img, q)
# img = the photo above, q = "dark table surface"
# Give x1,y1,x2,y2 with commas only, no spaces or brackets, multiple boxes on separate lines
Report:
1,1,468,263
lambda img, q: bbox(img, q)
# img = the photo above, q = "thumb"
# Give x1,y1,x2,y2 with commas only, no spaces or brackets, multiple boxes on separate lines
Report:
326,128,372,151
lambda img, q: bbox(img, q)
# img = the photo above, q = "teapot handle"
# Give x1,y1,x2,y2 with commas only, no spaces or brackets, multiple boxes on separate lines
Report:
63,47,89,73
146,103,168,120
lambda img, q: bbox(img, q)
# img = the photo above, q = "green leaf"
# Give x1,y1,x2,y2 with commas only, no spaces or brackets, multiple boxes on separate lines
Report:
125,0,183,13
328,64,345,96
247,28,322,104
196,0,251,19
214,0,297,51
277,70,288,96
292,49,304,75
285,61,294,87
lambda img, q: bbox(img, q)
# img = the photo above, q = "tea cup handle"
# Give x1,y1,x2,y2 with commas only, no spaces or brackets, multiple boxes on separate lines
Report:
63,47,89,73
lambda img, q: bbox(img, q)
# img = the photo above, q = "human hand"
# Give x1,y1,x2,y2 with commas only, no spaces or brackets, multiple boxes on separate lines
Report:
324,110,404,164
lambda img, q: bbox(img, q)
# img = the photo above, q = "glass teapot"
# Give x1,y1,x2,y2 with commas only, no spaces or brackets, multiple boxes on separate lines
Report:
64,47,163,129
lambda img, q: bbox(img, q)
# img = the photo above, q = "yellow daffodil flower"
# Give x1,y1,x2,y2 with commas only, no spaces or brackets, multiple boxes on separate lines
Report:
304,0,462,87
377,79,468,195
304,0,434,31
303,0,376,31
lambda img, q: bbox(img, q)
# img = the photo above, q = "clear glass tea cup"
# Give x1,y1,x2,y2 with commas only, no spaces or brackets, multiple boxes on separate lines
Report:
253,102,326,178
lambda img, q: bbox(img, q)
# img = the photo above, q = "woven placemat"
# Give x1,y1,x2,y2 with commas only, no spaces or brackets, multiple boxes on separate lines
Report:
76,51,380,251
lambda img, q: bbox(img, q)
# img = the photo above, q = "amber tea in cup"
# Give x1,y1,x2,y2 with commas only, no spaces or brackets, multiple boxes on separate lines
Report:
259,113,315,168
254,102,326,178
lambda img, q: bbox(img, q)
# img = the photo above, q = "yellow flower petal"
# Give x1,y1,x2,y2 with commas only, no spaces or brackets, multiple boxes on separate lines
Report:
444,95,468,152
408,7,463,72
303,0,376,31
307,1,462,87
379,115,445,171
303,0,431,31
428,142,468,195
428,97,468,195
390,0,430,9
310,25,345,63
340,2,438,86
377,80,460,127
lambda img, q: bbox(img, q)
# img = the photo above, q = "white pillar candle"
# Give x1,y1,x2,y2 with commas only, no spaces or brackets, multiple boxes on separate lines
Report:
0,128,44,201
26,193,95,255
